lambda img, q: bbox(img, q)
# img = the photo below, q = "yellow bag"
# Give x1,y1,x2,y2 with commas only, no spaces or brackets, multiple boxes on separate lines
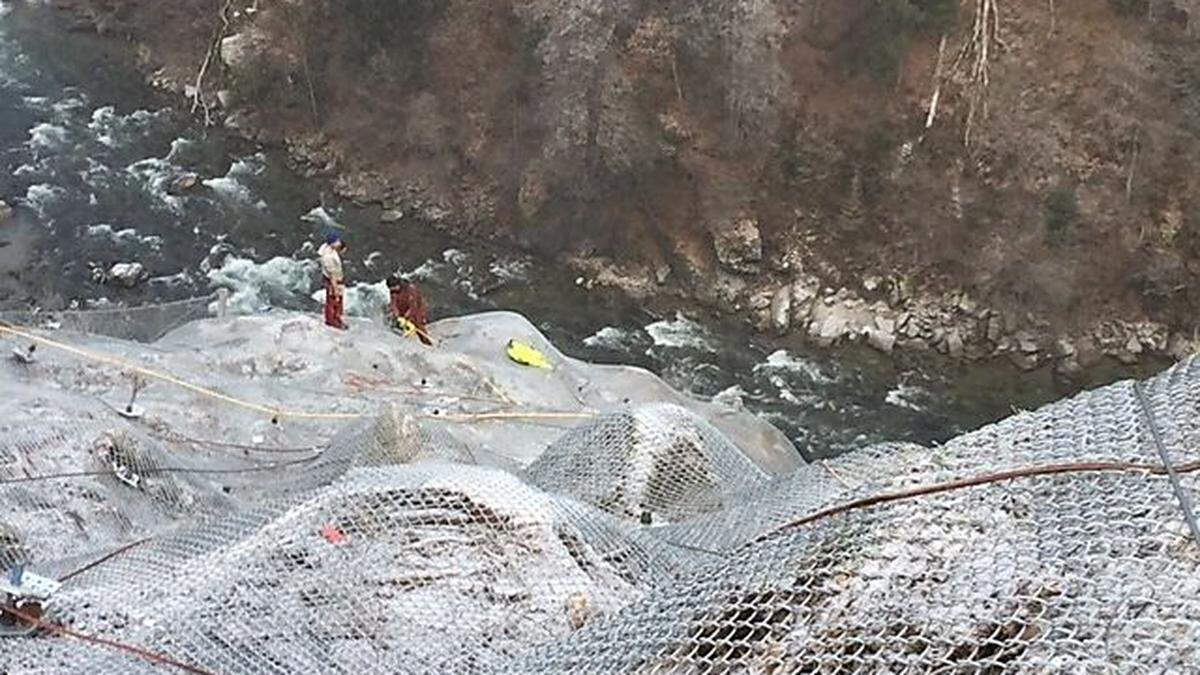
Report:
506,339,552,370
394,316,418,337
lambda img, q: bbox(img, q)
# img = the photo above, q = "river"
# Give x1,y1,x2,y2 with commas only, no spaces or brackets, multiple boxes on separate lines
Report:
0,3,1162,460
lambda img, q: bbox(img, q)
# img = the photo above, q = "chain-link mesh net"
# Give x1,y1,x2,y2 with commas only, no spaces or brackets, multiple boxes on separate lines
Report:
1,305,1197,672
0,295,219,343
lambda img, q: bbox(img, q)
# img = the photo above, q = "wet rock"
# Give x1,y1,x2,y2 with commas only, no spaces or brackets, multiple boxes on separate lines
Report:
711,217,762,275
108,262,147,288
167,173,199,196
380,209,405,223
770,286,791,335
862,275,882,293
0,199,11,223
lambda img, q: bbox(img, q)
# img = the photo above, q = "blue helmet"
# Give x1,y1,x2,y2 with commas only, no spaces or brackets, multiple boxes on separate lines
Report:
325,232,342,246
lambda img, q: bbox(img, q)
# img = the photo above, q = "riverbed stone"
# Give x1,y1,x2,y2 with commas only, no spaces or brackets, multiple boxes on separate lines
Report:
167,173,199,196
770,286,791,335
1116,336,1143,365
108,262,147,288
865,327,896,354
946,329,965,359
380,209,405,223
712,216,762,275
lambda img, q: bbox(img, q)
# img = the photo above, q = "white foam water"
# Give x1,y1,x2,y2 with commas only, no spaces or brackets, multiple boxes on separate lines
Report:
27,122,68,151
206,255,318,315
644,313,717,353
754,349,834,385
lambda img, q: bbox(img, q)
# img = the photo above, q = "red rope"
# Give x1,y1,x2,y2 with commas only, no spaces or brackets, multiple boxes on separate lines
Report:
760,459,1200,543
0,604,214,675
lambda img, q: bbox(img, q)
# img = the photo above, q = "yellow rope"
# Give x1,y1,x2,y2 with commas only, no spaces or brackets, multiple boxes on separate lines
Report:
437,411,598,423
0,322,596,426
0,323,364,421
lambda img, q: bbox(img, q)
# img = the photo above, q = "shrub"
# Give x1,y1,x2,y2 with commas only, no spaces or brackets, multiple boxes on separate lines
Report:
1043,184,1080,245
840,0,959,81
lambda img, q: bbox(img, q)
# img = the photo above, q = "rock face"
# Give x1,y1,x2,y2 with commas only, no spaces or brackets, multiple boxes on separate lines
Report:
712,217,762,275
108,262,147,288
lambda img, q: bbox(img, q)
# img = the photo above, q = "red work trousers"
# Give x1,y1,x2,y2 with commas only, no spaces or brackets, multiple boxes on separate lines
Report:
323,276,345,329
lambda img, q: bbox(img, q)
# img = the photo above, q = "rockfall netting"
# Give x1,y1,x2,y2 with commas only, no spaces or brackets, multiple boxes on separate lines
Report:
1,306,1198,672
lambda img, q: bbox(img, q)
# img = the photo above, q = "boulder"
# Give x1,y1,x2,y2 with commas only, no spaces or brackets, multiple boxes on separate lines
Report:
380,209,405,223
985,315,1004,343
220,31,259,73
865,327,896,354
1116,336,1143,365
712,217,762,275
1053,338,1077,359
1168,333,1196,361
1008,351,1040,371
790,281,817,325
0,199,12,223
167,173,199,196
946,330,966,360
108,262,147,288
770,286,791,335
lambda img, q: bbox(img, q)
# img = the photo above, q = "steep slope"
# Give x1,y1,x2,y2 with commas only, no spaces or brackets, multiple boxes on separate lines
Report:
46,0,1200,368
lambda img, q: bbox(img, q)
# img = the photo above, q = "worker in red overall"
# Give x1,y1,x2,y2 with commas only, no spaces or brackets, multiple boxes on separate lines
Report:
318,234,348,329
387,274,433,345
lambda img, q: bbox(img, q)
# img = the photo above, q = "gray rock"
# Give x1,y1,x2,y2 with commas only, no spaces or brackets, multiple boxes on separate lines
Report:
1054,338,1077,359
1116,336,1143,365
216,90,233,108
108,262,147,288
711,217,762,275
1016,331,1040,354
0,199,11,223
770,286,791,335
1008,351,1040,371
986,315,1004,343
865,327,896,354
220,31,257,72
791,282,816,324
380,209,405,223
946,330,965,360
655,265,671,285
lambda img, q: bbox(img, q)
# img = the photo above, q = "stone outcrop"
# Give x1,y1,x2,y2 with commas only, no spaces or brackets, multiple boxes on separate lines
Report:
711,217,762,275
